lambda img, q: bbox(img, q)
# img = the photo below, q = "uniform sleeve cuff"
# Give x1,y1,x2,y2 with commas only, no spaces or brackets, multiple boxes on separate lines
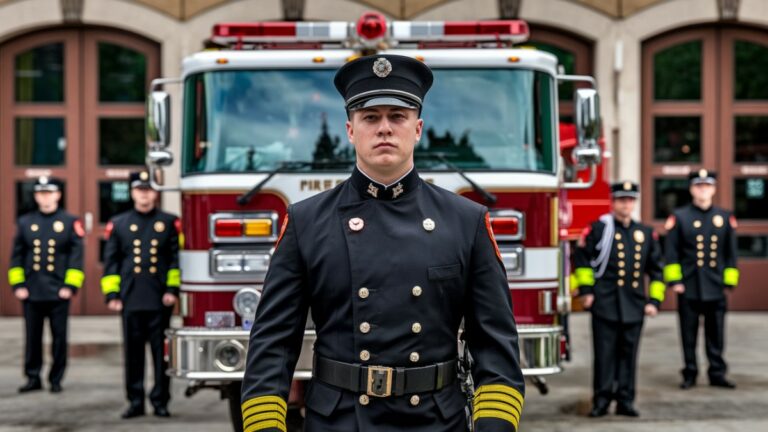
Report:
63,286,79,295
579,286,594,296
105,292,119,303
648,299,661,308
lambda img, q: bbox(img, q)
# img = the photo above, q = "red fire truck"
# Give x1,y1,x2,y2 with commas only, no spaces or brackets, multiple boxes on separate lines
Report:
145,12,604,430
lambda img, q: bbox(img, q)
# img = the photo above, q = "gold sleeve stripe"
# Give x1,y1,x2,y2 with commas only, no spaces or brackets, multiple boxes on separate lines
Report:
100,275,121,294
474,394,522,416
166,268,181,287
64,269,85,289
473,409,520,429
474,400,521,417
8,267,25,285
649,280,666,302
724,267,739,286
243,412,286,429
663,263,682,283
241,395,287,414
575,267,595,286
475,384,524,404
244,419,287,432
243,403,287,420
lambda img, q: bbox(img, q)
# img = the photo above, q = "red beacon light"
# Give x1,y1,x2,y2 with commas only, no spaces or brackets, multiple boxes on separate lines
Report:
356,11,388,40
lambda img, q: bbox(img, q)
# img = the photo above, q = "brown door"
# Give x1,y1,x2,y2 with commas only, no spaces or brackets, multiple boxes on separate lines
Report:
642,26,768,311
0,29,159,316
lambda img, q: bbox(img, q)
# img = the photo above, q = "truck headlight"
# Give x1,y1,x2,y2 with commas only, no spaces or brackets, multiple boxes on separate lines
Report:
213,340,246,372
211,249,272,276
500,246,524,275
233,287,261,317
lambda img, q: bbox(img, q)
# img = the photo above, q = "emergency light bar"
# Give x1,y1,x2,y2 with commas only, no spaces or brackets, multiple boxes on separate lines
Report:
210,14,529,47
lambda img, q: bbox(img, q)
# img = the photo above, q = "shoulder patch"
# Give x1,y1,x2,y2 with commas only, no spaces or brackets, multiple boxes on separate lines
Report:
578,225,592,248
174,218,182,233
652,230,659,241
275,213,290,250
73,220,85,237
484,212,504,263
664,215,676,231
104,221,114,240
729,215,738,229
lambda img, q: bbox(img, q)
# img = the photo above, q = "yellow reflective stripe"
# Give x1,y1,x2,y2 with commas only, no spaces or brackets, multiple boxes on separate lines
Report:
166,269,181,287
64,269,85,289
243,403,287,420
575,267,595,286
724,267,739,286
243,412,286,429
473,409,520,429
649,280,666,302
569,273,579,292
242,395,287,414
474,393,522,417
8,267,25,285
663,263,683,283
100,275,121,294
243,420,286,432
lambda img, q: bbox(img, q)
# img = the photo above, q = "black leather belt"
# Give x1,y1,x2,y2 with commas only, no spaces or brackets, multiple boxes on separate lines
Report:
313,356,457,397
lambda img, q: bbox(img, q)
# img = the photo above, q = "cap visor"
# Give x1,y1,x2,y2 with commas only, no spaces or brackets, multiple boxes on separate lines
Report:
612,192,639,199
34,186,59,192
690,179,716,185
131,181,152,189
349,96,418,110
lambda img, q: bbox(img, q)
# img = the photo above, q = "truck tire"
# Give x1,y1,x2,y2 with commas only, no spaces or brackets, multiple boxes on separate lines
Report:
226,382,244,432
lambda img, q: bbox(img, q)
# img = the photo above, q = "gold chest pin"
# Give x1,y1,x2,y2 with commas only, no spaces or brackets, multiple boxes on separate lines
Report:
349,217,364,232
154,221,166,233
713,215,724,228
53,221,64,233
633,230,645,243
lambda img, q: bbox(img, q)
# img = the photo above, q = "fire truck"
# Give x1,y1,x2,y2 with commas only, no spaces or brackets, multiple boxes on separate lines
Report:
145,12,603,430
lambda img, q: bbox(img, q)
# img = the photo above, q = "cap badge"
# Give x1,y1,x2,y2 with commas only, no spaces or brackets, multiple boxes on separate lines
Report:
39,176,49,185
349,217,364,232
699,169,708,178
713,215,724,228
623,182,632,191
53,221,64,233
372,57,392,78
634,230,645,243
423,218,435,232
392,183,404,199
154,221,166,233
367,183,379,198
140,171,149,181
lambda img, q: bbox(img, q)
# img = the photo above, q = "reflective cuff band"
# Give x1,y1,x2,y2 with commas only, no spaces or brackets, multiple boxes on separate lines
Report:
649,280,666,303
64,269,85,289
8,267,25,286
663,263,683,283
101,275,121,295
724,267,739,286
166,269,181,287
242,396,286,432
575,267,595,287
569,273,579,292
473,384,524,429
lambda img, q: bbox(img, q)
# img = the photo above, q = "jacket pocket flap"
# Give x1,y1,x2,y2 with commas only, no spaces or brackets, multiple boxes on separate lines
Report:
304,380,342,417
428,263,461,281
432,384,467,421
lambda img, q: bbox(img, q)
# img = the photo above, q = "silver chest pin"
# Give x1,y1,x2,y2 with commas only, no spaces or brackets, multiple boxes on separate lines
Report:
349,217,365,232
423,218,435,232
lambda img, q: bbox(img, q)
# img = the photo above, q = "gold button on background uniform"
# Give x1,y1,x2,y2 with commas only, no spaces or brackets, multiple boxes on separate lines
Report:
48,239,56,246
410,395,420,406
47,255,55,262
33,239,41,246
697,260,704,267
133,248,141,255
615,233,622,240
618,252,625,259
149,266,157,274
33,247,41,254
33,264,41,271
697,251,705,258
618,270,626,277
412,286,422,297
635,245,642,252
634,253,642,260
150,256,158,263
617,243,624,250
711,235,718,242
358,287,369,299
133,239,141,246
134,256,142,264
48,247,55,254
360,350,370,361
412,323,422,334
151,239,159,246
618,280,625,287
33,256,41,262
46,264,54,272
618,261,625,268
150,248,157,255
696,235,704,242
710,260,717,267
359,395,370,405
632,281,639,288
359,322,371,333
134,266,142,273
634,262,641,269
697,243,704,250
409,352,420,363
633,271,640,278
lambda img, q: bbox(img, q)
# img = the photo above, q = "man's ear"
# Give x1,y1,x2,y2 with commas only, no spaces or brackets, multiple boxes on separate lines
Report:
346,119,354,143
415,118,423,142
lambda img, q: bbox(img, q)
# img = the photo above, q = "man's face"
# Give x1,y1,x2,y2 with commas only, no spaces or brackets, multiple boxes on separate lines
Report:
690,183,716,202
34,191,61,211
131,187,158,209
346,105,423,176
612,196,636,218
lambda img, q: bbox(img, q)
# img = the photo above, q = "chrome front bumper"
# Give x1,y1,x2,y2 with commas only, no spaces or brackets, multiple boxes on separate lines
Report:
166,324,562,381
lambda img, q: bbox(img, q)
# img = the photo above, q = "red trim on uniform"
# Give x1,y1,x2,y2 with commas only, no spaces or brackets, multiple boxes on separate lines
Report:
729,215,738,229
174,218,182,233
275,214,289,249
73,220,85,237
652,230,659,241
577,225,591,247
104,221,114,240
484,212,503,263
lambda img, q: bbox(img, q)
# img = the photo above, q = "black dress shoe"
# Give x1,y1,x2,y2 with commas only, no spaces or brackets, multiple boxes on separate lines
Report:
588,405,609,418
616,403,640,417
18,379,42,393
121,405,146,419
50,383,63,393
680,377,696,389
153,406,171,417
710,377,736,389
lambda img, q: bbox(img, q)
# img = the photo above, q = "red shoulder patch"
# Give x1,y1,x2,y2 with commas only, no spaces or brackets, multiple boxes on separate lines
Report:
484,212,503,263
73,220,85,237
104,221,114,240
275,213,289,250
578,226,591,248
174,218,182,233
652,230,659,241
729,215,738,229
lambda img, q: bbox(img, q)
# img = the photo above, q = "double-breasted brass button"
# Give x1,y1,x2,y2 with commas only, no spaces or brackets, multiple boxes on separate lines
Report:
618,270,626,277
47,256,55,263
710,252,717,258
133,239,141,246
358,287,369,299
632,281,639,289
149,266,157,274
618,261,625,268
33,256,41,263
46,264,55,272
412,286,422,297
710,260,717,267
360,322,371,334
48,247,55,254
635,245,642,252
48,239,55,246
617,243,624,250
634,253,642,260
359,395,370,405
696,235,704,242
618,280,625,287
633,271,640,278
410,395,420,406
412,323,422,334
33,264,41,271
360,350,370,361
697,243,704,250
711,243,718,250
33,239,41,246
633,262,641,270
134,257,142,264
150,256,158,264
618,252,625,259
409,352,420,363
615,233,622,240
711,235,718,242
150,248,157,255
134,266,142,273
133,248,141,255
697,251,705,258
151,239,159,246
697,260,704,267
33,247,41,254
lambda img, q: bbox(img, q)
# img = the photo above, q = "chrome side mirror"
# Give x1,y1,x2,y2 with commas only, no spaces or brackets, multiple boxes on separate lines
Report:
573,88,601,166
147,91,171,148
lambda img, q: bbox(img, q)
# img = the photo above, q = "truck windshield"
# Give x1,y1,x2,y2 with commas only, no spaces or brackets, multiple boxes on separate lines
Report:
182,68,555,175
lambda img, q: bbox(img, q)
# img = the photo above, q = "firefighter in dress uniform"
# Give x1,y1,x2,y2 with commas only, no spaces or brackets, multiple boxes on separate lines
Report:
241,55,525,432
101,171,181,418
664,170,738,390
575,182,665,418
8,177,84,394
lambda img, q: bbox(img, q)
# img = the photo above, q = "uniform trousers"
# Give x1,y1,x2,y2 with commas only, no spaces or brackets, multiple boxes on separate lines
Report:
122,309,172,408
677,295,727,381
23,300,69,385
591,315,643,406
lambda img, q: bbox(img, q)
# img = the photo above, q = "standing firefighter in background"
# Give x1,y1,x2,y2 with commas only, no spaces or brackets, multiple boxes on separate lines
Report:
664,170,738,390
8,176,84,394
101,171,181,419
241,55,525,432
575,182,665,418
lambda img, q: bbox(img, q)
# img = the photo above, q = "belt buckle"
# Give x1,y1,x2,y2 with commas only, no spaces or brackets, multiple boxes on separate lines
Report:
366,366,393,397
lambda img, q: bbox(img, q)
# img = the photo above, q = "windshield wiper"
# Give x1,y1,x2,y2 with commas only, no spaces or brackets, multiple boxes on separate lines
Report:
236,160,355,206
427,153,497,206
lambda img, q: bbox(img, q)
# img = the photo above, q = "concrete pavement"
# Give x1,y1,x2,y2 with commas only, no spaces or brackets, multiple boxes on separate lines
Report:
0,312,766,431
